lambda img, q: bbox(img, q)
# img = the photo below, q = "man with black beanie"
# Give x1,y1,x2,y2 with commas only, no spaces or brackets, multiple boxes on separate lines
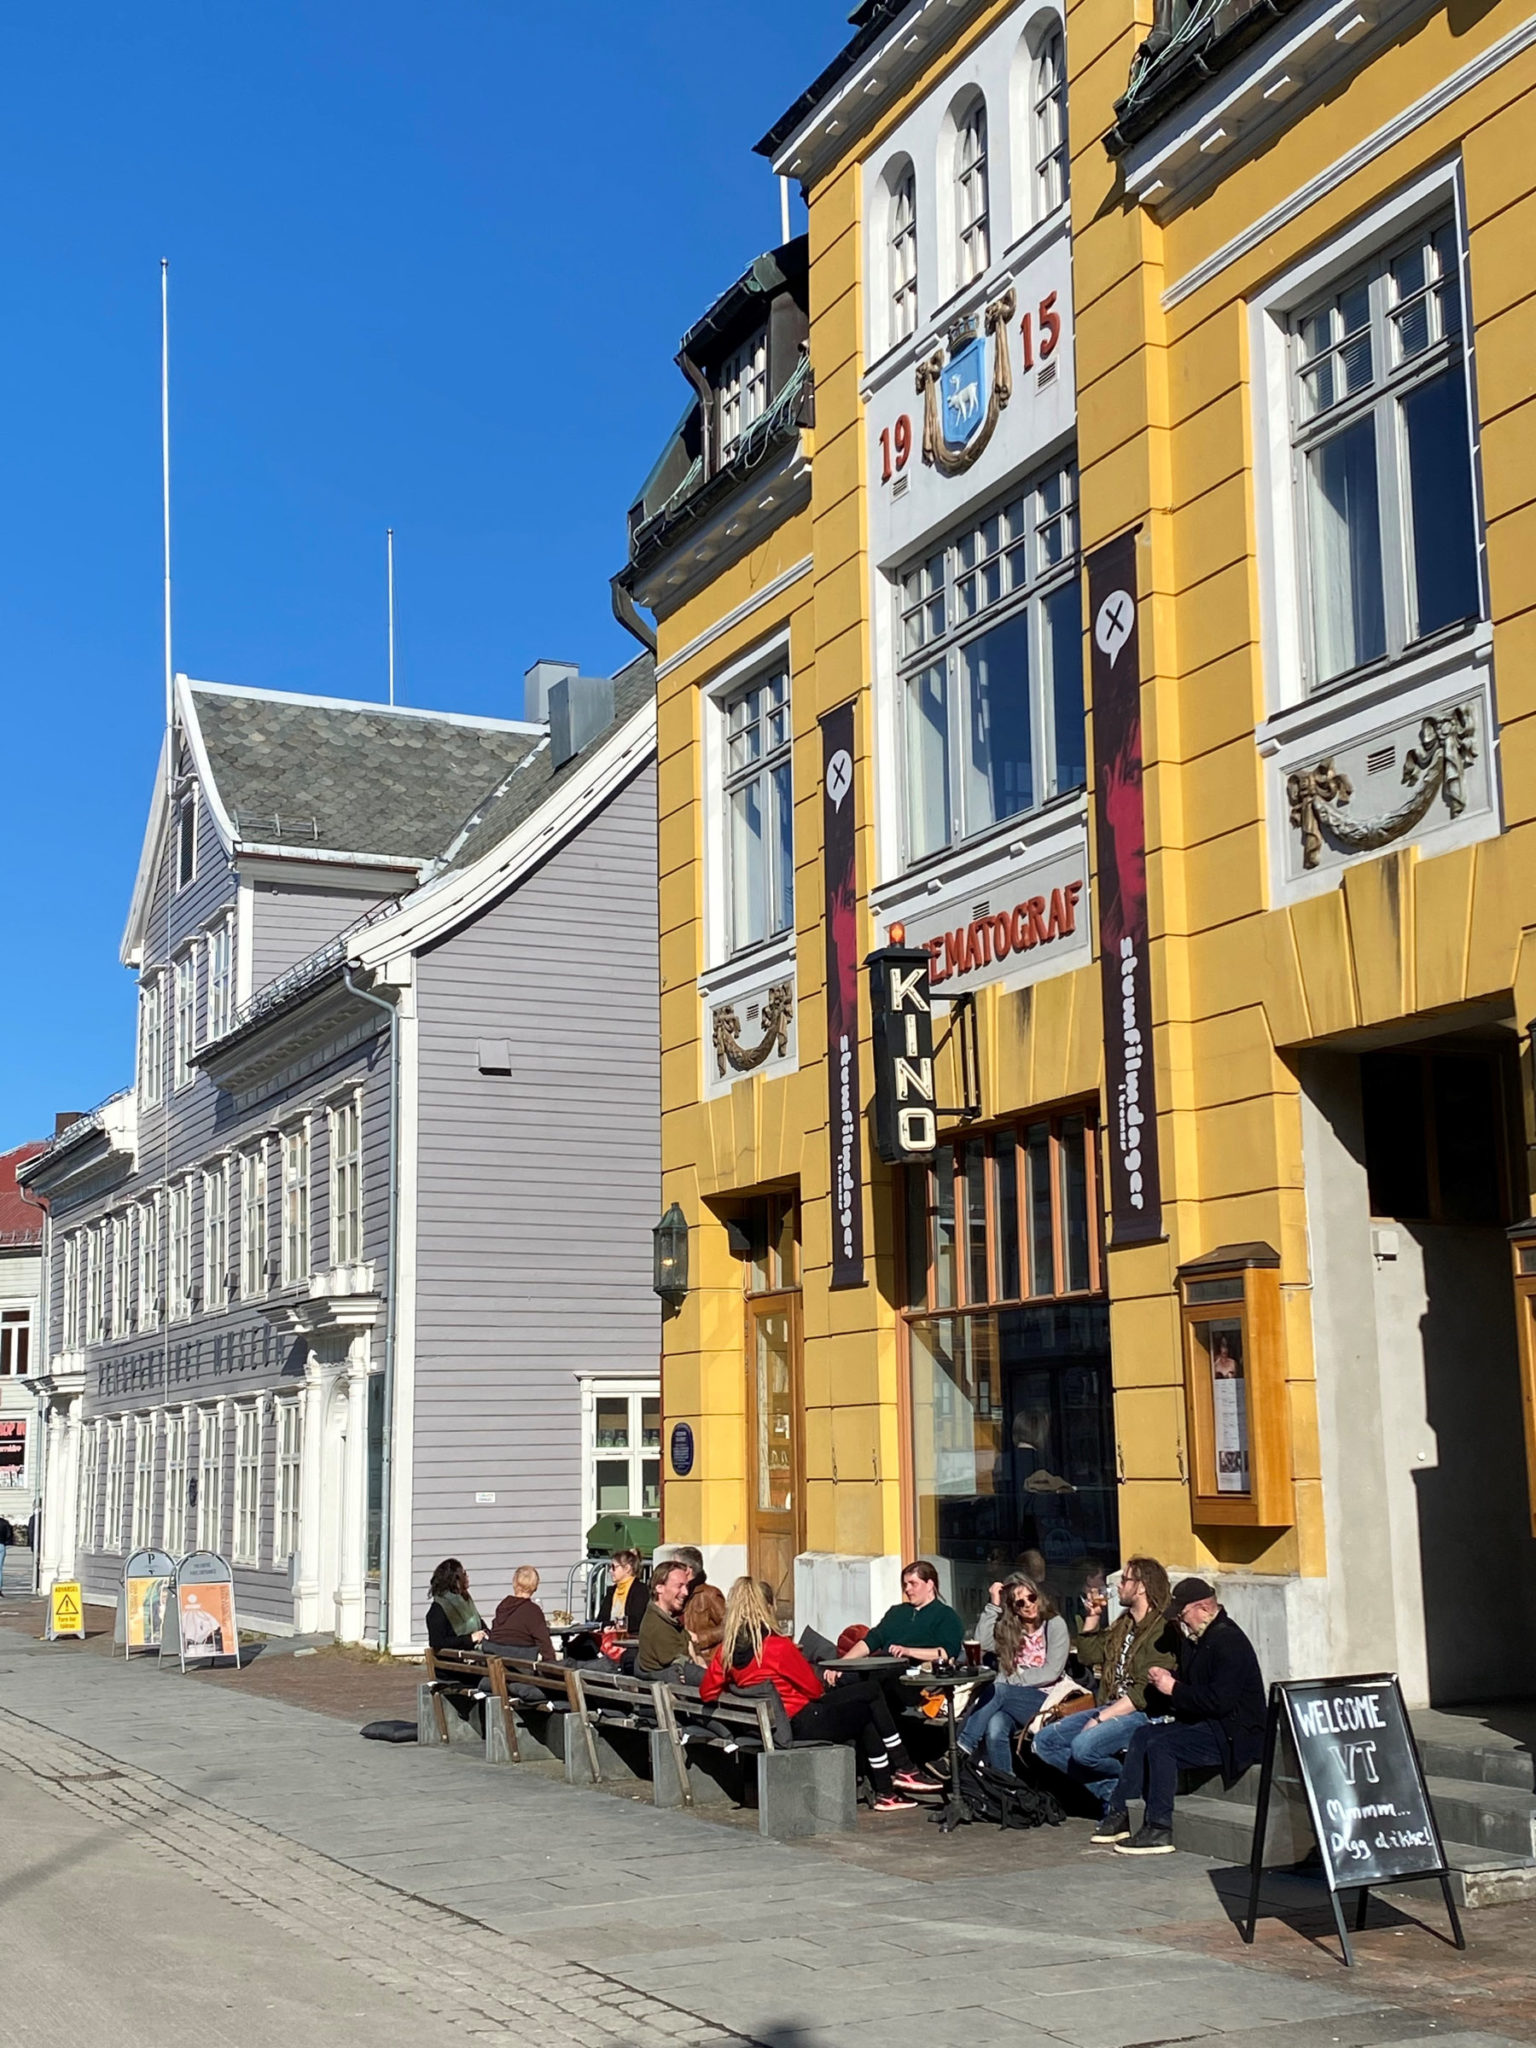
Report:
1103,1577,1266,1856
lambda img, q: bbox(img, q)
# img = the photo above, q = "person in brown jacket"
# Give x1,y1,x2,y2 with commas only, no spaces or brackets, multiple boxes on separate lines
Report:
1031,1557,1178,1834
487,1566,557,1662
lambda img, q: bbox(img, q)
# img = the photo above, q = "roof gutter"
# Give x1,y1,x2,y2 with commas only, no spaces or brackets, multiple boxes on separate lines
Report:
611,574,657,656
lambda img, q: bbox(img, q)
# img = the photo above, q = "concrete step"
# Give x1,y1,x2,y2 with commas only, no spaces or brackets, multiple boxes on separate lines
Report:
1423,1771,1536,1858
1411,1713,1536,1795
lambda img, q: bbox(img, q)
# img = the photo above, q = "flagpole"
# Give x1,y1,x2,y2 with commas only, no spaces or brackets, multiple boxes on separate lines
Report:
386,527,396,707
161,258,173,741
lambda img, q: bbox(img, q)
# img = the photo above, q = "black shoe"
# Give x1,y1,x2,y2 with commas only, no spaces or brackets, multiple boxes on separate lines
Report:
1115,1822,1176,1855
1090,1809,1131,1843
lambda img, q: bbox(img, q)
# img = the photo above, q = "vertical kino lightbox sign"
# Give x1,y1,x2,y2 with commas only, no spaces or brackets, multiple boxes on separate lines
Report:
821,700,866,1288
868,931,938,1165
1087,529,1162,1243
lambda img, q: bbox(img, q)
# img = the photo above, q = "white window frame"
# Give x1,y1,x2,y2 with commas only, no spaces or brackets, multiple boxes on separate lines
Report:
0,1306,31,1378
196,1406,223,1553
168,1179,194,1323
62,1231,82,1351
890,165,918,346
137,1195,161,1331
274,1396,302,1566
112,1213,133,1339
206,912,235,1042
579,1377,662,1533
78,1422,100,1553
131,1413,156,1551
955,97,990,288
163,1409,188,1554
176,789,198,891
281,1121,311,1287
328,1095,363,1269
719,664,794,959
173,950,197,1091
103,1417,126,1553
203,1159,229,1313
233,1403,260,1566
139,975,164,1109
1251,164,1487,719
241,1144,269,1299
718,327,769,461
85,1223,106,1346
1031,26,1068,222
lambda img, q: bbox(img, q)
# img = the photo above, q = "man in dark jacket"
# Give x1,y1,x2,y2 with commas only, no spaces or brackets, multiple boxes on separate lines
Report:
1105,1577,1266,1856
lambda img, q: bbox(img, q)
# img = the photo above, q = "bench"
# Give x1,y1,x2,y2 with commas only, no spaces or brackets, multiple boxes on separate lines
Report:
419,1647,581,1769
667,1683,856,1840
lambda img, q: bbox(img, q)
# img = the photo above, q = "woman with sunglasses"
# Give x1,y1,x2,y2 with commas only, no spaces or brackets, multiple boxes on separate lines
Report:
956,1577,1069,1776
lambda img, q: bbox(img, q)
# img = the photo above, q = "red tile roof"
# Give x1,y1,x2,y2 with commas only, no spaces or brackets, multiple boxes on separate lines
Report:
0,1142,47,1241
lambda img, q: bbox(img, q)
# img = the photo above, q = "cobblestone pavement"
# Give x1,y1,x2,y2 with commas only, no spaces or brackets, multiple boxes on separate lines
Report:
1,1613,1530,2048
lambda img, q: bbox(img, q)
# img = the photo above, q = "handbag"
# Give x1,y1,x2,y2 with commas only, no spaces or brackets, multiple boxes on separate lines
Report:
1026,1676,1096,1736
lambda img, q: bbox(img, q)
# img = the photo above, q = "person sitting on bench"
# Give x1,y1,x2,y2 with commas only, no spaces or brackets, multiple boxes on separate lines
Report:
683,1582,725,1667
958,1576,1069,1776
699,1577,933,1811
838,1560,965,1670
425,1558,488,1652
594,1548,648,1634
634,1558,701,1681
488,1566,558,1663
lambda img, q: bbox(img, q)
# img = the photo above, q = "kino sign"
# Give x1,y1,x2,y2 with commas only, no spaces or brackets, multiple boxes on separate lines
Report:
868,928,938,1163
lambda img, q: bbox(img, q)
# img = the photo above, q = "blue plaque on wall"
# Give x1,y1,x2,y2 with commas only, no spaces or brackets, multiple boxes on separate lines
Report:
669,1421,695,1477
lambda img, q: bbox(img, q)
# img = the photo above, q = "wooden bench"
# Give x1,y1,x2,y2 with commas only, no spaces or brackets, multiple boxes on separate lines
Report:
419,1647,580,1769
667,1683,857,1839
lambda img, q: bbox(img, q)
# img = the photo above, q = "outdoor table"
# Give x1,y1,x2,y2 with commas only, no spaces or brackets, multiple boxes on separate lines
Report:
899,1664,978,1834
815,1653,907,1673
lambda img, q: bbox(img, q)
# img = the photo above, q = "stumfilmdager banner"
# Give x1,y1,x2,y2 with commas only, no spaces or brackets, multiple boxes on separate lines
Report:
820,701,865,1288
1087,529,1162,1245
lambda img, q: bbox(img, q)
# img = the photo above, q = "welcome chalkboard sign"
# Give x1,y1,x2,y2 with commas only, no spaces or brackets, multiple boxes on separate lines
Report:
1242,1675,1465,1965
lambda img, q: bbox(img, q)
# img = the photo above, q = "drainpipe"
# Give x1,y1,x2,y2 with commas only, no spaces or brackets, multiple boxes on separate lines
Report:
18,1181,49,1597
611,573,657,657
343,962,400,1652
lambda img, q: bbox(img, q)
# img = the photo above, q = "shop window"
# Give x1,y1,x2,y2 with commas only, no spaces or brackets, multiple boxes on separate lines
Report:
1360,1047,1514,1226
0,1416,25,1485
902,1113,1111,1619
0,1308,29,1377
584,1383,661,1527
1176,1244,1292,1529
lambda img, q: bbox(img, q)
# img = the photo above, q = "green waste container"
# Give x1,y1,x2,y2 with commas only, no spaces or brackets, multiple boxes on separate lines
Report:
585,1512,660,1559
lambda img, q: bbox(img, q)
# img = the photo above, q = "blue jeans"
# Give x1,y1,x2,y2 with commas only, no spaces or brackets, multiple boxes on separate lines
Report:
1032,1706,1147,1808
958,1684,1047,1775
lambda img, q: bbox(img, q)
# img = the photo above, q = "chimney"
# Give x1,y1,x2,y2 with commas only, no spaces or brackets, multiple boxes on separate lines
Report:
549,673,615,770
523,658,579,725
54,1112,85,1137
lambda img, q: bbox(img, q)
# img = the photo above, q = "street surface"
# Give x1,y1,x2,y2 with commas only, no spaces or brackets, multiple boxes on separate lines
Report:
1,1608,1532,2048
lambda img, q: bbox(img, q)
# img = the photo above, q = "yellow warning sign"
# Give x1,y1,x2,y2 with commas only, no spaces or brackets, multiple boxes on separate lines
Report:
49,1581,85,1640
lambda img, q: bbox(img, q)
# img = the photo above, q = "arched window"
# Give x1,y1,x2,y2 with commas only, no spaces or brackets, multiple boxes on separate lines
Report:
1033,28,1069,218
955,100,990,286
890,169,918,343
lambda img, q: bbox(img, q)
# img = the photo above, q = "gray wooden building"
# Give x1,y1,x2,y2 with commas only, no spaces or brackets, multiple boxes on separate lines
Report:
22,656,660,1648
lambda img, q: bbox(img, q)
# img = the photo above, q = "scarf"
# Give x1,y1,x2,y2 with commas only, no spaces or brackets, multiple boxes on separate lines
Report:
435,1590,483,1638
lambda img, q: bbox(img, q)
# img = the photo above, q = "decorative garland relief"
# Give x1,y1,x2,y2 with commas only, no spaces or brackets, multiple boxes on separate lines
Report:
1286,704,1477,872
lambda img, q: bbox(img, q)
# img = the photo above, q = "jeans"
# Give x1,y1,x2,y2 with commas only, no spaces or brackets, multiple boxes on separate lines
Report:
1032,1706,1147,1808
1111,1718,1225,1829
959,1684,1047,1775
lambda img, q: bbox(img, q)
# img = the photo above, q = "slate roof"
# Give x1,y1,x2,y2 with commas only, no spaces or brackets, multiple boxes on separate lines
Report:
191,687,546,863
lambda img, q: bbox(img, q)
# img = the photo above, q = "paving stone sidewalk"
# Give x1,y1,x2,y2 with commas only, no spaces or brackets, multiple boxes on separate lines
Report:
0,1615,1529,2048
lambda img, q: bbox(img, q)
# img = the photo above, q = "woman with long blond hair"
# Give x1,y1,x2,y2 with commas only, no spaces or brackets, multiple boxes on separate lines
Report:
698,1577,931,1809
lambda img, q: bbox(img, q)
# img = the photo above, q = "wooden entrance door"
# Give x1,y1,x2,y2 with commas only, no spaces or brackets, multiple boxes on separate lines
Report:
746,1292,803,1618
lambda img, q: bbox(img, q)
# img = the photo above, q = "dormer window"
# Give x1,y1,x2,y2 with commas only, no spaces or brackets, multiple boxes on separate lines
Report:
718,328,769,461
956,100,990,286
891,169,918,343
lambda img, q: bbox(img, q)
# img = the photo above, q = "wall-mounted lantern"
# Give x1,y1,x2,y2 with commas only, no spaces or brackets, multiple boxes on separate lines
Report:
1176,1241,1292,1528
652,1202,689,1305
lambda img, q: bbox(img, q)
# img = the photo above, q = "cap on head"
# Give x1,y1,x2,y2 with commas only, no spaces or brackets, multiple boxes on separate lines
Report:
1168,1576,1216,1612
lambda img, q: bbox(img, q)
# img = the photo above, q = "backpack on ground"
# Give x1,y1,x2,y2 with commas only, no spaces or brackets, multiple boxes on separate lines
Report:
956,1753,1064,1830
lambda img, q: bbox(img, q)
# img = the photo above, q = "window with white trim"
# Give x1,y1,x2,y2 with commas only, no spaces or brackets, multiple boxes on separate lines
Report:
0,1307,30,1377
163,1410,188,1553
177,793,197,889
104,1418,126,1552
1032,28,1069,219
206,913,234,1042
168,1180,194,1322
173,951,197,1091
718,329,769,461
956,99,990,287
77,1422,100,1552
281,1123,310,1287
137,1195,161,1331
582,1381,662,1529
132,1414,155,1550
62,1232,81,1350
112,1213,133,1339
203,1160,229,1312
86,1223,106,1345
329,1097,363,1267
1290,212,1480,691
274,1397,302,1565
233,1404,260,1565
196,1408,223,1552
891,168,918,345
898,461,1084,862
722,666,794,956
139,976,164,1108
241,1146,268,1299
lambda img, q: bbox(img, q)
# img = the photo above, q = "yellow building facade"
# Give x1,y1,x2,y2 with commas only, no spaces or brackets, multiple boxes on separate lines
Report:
628,0,1536,1702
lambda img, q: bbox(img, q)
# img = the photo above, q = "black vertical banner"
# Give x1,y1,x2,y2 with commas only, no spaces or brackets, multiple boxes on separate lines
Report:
1088,530,1162,1244
821,701,865,1288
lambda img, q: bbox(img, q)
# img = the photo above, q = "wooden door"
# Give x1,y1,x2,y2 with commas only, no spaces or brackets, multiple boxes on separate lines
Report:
746,1292,803,1618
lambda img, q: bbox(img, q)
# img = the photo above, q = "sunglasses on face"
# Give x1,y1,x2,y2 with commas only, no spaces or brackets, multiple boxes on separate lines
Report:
1012,1594,1039,1608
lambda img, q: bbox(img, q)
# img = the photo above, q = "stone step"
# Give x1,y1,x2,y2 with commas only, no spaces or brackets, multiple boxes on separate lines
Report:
1411,1719,1536,1794
1423,1771,1536,1858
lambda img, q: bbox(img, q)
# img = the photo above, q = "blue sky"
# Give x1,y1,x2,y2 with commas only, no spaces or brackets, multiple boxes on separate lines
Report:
0,2,845,1147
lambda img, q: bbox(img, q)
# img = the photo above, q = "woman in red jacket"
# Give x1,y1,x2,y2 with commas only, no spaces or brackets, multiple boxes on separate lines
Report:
700,1578,932,1810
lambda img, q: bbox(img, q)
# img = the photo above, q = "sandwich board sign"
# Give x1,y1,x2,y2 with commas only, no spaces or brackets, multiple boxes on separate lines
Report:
1243,1675,1464,1965
118,1549,177,1657
47,1580,85,1641
160,1551,239,1671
